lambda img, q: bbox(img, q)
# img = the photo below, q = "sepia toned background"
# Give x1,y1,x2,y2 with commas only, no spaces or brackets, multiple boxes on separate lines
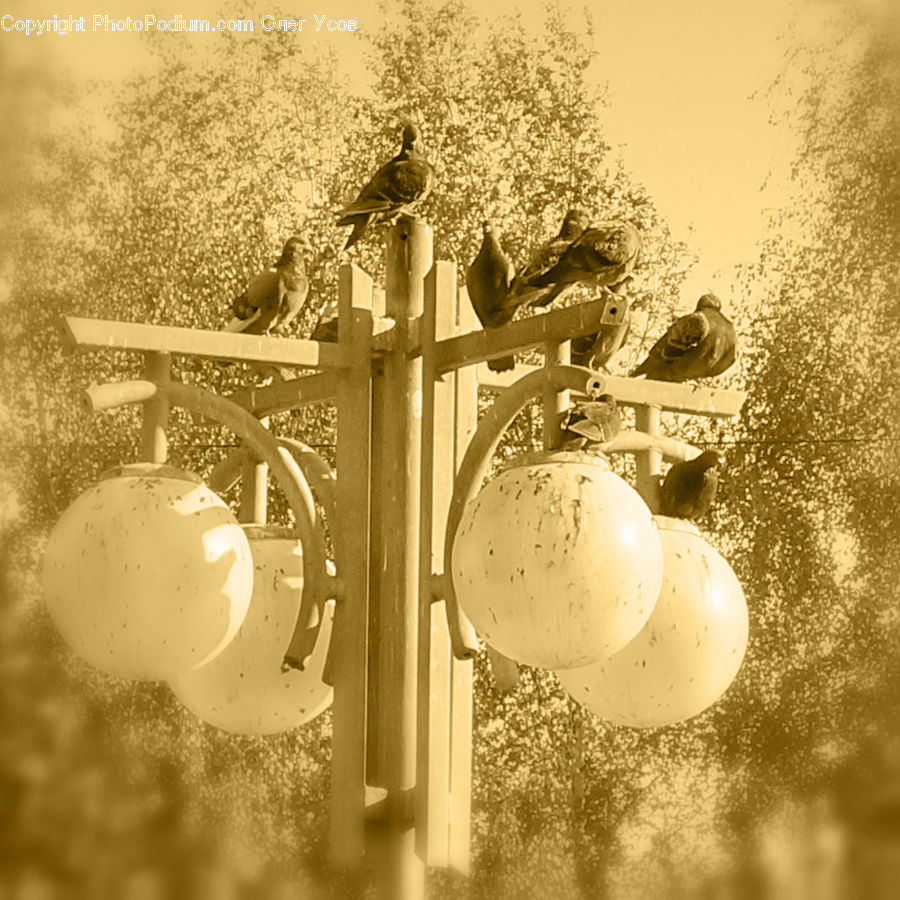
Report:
1,0,898,897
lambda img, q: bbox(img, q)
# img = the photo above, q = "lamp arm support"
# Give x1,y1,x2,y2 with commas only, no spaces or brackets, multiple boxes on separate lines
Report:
275,437,337,525
442,364,602,659
82,379,330,670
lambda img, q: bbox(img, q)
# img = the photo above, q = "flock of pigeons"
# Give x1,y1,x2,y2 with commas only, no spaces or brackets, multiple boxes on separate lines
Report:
222,123,736,521
557,391,724,521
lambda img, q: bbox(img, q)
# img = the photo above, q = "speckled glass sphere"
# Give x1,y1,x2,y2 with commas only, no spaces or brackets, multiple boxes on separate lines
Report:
557,516,748,727
451,452,663,670
169,528,333,735
43,464,253,680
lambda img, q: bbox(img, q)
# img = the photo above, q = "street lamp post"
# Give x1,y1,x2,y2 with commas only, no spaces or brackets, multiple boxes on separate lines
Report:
52,220,747,899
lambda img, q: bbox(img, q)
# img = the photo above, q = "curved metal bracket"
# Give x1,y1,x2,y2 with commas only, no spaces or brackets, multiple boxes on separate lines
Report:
275,437,337,525
442,364,603,659
275,438,340,670
84,379,334,670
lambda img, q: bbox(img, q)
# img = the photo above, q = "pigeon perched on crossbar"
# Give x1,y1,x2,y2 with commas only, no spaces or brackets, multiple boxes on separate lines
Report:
508,208,589,308
225,235,312,335
571,295,632,372
466,222,517,372
518,220,641,309
658,450,725,519
337,122,435,250
631,293,736,382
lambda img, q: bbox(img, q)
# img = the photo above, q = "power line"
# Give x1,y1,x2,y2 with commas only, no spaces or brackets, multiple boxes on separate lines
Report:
167,443,336,450
696,436,900,448
57,435,900,452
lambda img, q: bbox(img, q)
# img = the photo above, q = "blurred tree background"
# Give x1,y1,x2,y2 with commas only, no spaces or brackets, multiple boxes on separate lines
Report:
0,0,897,897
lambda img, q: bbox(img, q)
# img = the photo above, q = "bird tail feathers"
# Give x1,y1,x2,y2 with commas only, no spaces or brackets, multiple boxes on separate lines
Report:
488,355,516,373
342,215,372,250
528,282,568,308
338,199,393,223
223,308,262,333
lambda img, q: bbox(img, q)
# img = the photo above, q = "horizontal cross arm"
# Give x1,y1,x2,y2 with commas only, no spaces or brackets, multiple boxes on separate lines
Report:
599,429,701,462
476,363,746,418
226,371,339,416
62,316,347,369
433,297,610,374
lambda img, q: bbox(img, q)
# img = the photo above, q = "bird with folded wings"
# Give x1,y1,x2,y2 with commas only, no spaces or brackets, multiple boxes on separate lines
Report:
337,122,435,250
225,235,312,336
631,293,736,382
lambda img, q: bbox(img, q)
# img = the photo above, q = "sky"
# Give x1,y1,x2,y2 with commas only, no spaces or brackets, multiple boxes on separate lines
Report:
1,0,844,306
573,0,805,298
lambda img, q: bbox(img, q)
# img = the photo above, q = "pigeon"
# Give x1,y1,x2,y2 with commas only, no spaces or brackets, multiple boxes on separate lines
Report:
630,293,736,382
486,645,520,694
310,317,338,343
508,208,589,307
466,222,517,372
519,220,641,309
310,298,340,343
337,122,435,250
571,295,632,371
225,235,312,335
559,394,621,450
310,298,395,344
658,450,724,519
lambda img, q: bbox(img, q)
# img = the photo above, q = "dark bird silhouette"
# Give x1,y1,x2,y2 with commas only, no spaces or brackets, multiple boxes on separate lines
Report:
337,122,435,250
466,222,517,372
225,235,312,336
559,394,621,450
520,220,641,309
630,293,736,382
658,450,725,520
486,645,520,694
571,295,632,371
310,298,394,345
509,208,589,307
310,298,339,343
310,317,338,343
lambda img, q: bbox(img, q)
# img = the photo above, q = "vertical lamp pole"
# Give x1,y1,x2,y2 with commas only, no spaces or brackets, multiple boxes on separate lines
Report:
368,220,432,897
634,404,663,509
58,236,747,900
330,262,374,877
141,351,170,464
331,221,473,899
239,416,269,525
543,338,571,451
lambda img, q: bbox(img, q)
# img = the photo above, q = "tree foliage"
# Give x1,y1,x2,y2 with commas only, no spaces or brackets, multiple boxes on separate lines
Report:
3,0,897,897
693,2,900,891
0,6,693,897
